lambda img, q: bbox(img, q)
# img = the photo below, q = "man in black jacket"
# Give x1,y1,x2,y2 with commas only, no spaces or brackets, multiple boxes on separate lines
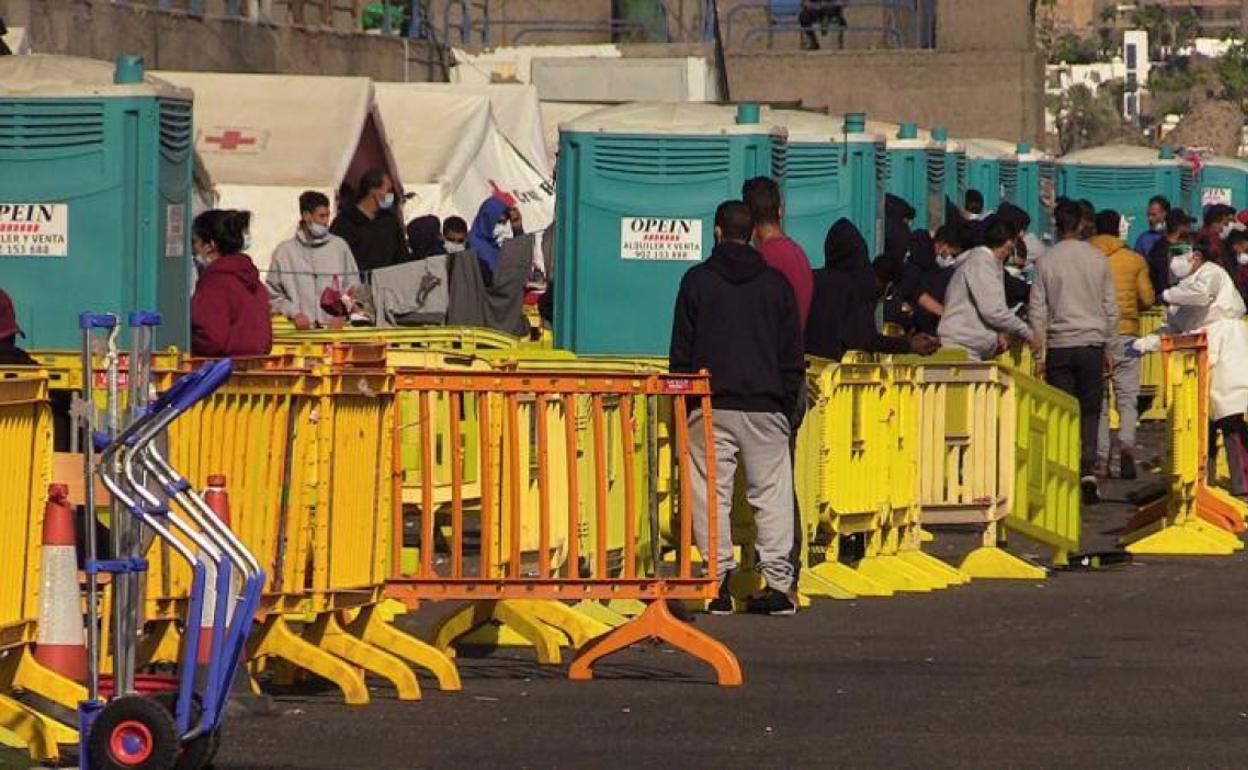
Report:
669,200,804,616
330,169,410,275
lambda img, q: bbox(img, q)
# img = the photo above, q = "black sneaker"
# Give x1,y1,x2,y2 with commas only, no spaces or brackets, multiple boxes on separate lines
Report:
1081,476,1100,506
745,588,797,616
706,574,734,615
1120,450,1137,481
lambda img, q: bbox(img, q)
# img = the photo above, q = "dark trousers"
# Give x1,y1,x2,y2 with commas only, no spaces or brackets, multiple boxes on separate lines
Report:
1210,414,1248,497
1045,345,1105,477
799,4,847,49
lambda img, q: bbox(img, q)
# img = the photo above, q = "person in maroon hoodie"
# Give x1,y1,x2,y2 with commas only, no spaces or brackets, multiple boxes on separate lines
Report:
190,209,273,358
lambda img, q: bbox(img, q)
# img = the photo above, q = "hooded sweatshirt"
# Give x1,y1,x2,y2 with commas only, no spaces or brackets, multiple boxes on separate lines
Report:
669,240,804,415
469,197,510,277
267,227,361,325
876,194,916,287
938,246,1032,361
1089,234,1155,336
806,218,911,361
192,253,273,358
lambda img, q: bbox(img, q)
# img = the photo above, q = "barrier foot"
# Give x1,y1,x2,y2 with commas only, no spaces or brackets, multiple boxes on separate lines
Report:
808,561,893,597
345,604,461,691
568,598,743,687
959,546,1047,579
0,646,87,712
1123,519,1242,556
918,528,935,543
508,601,612,649
797,570,857,600
377,597,412,622
304,612,421,701
0,692,75,760
605,599,648,618
1196,486,1248,534
898,550,971,585
856,555,940,592
571,600,632,628
431,601,564,665
247,616,370,706
137,618,182,667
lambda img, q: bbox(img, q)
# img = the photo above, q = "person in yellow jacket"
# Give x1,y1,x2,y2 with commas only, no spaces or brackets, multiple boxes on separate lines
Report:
1090,210,1156,479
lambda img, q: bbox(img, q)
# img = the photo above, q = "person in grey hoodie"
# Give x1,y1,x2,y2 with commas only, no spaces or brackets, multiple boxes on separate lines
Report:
1029,199,1118,505
267,191,362,329
937,217,1035,361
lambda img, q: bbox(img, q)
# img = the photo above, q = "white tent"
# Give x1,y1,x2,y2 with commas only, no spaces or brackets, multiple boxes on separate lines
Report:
539,101,607,169
157,70,399,271
374,82,554,235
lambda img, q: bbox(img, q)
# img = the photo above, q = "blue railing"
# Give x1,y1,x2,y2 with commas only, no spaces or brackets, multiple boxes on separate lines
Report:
724,0,935,52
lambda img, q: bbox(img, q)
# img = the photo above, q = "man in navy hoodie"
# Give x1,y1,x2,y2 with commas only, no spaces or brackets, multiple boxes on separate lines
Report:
669,200,804,616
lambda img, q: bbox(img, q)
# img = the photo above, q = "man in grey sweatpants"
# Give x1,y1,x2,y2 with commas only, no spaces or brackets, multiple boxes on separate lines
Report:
670,200,805,616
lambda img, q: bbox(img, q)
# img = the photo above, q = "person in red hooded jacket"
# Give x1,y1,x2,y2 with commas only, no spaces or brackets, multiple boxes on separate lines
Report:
190,209,272,358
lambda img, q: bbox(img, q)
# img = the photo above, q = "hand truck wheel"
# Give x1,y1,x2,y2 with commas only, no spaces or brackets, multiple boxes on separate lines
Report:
87,694,179,770
150,691,222,770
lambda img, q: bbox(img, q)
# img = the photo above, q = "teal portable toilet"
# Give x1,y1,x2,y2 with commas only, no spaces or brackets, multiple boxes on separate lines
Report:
932,127,967,217
960,138,1015,214
0,54,194,350
1198,155,1248,211
874,121,944,233
1008,142,1057,240
554,102,785,355
1057,145,1193,246
766,109,885,259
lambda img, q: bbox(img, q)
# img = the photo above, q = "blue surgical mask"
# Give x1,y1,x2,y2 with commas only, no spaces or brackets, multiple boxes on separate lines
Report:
380,193,395,210
308,223,330,239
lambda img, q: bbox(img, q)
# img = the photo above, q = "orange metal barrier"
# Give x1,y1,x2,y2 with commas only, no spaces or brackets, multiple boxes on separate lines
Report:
385,370,742,685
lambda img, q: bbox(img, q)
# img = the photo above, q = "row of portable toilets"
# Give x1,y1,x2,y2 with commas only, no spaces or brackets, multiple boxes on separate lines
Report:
4,55,1248,357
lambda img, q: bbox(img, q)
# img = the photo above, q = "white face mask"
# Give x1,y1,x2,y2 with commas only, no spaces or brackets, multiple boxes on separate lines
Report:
936,253,957,269
1222,221,1245,240
1170,255,1194,280
307,222,330,239
379,192,395,210
1238,251,1248,267
1152,220,1165,232
243,234,253,252
445,241,466,254
493,221,513,246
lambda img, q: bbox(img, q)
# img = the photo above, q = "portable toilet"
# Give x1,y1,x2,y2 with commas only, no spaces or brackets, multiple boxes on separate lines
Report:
874,121,944,233
1057,144,1192,246
1007,142,1057,240
765,109,885,260
959,137,1014,214
554,101,785,355
932,127,967,218
0,54,194,350
1197,155,1248,212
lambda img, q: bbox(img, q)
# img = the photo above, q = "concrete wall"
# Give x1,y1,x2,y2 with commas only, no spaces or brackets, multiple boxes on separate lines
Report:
0,0,444,81
725,48,1046,144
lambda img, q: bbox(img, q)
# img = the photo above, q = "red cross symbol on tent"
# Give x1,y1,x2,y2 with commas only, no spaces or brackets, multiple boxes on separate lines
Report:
203,129,257,151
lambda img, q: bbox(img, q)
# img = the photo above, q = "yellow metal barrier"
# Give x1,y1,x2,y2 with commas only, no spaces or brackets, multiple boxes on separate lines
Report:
992,366,1081,573
149,352,459,706
1138,307,1166,421
793,359,966,601
0,372,86,762
1120,334,1247,555
274,325,523,354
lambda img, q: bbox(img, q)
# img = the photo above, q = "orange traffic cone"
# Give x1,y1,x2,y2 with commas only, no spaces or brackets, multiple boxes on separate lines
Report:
196,475,234,665
34,483,88,681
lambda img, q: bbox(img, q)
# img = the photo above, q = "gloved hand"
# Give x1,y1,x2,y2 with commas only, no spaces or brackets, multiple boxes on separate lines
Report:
1128,335,1161,357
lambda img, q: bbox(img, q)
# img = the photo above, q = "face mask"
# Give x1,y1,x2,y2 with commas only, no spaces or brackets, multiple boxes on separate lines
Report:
243,234,253,252
1170,255,1194,280
445,242,466,254
379,193,395,210
936,254,957,269
1238,252,1248,267
307,223,330,239
493,221,513,246
193,254,208,271
1152,220,1165,232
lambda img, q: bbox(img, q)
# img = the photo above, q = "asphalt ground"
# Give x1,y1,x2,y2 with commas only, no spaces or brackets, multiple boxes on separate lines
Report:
9,423,1248,769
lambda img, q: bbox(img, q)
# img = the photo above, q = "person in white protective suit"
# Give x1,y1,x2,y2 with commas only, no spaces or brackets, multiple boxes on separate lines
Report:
1133,237,1248,497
